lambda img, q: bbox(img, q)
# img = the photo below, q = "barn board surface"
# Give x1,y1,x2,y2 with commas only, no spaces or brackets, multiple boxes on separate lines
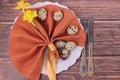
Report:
0,0,120,80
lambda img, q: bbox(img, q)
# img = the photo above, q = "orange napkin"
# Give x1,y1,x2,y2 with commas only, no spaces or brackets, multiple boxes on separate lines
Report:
9,5,86,80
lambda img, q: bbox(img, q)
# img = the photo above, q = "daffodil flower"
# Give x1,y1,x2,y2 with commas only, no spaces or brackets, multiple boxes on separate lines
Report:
23,10,38,28
14,0,30,12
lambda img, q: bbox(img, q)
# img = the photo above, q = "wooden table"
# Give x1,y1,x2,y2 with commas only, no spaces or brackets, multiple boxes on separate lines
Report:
0,0,120,80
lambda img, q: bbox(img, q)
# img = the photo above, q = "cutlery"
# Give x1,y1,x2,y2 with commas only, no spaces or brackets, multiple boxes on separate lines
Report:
79,17,89,77
87,15,94,76
79,48,87,77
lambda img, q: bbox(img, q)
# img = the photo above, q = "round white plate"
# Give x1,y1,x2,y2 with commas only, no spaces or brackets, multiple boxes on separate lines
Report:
12,1,84,74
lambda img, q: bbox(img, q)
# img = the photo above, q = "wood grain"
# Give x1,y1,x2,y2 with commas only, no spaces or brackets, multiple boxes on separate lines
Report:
0,57,120,80
0,21,120,56
94,21,120,56
0,1,120,22
0,0,120,80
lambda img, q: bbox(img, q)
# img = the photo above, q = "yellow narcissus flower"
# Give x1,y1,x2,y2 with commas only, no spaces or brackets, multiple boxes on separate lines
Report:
23,10,38,27
14,0,30,11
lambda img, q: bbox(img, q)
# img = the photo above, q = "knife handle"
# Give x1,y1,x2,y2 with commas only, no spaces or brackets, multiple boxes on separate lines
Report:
79,48,87,77
88,44,94,76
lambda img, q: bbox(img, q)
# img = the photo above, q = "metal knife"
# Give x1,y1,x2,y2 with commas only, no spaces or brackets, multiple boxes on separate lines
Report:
87,15,94,76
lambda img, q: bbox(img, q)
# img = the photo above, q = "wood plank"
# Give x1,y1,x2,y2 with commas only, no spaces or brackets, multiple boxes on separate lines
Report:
1,0,120,3
0,14,17,22
0,24,10,57
0,0,120,80
0,58,27,80
0,1,120,22
0,40,8,57
0,56,120,80
0,21,120,57
0,25,10,40
94,21,120,56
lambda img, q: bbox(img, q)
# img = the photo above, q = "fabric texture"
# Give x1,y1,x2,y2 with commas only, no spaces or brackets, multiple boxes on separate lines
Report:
9,5,86,80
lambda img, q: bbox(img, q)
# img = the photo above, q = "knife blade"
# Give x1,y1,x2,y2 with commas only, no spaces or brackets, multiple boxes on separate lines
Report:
87,15,94,76
88,15,94,44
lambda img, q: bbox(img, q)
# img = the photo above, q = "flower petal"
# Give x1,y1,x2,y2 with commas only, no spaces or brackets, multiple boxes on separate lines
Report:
14,0,30,10
24,2,30,8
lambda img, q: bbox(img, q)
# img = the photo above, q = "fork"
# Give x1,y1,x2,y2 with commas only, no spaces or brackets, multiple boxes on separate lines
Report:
79,16,94,77
79,17,89,77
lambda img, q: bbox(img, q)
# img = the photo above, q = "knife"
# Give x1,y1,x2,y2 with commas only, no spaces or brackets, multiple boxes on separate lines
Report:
87,15,94,76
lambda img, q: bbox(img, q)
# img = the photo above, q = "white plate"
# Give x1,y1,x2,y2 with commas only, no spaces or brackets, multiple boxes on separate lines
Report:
12,1,84,74
42,46,83,74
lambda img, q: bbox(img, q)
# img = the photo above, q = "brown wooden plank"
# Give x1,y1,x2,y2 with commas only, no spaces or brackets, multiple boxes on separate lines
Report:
0,14,17,22
0,26,10,40
0,1,120,80
0,21,120,57
0,58,27,80
1,0,118,4
0,24,10,57
94,21,120,56
0,40,8,57
0,56,120,80
0,1,120,22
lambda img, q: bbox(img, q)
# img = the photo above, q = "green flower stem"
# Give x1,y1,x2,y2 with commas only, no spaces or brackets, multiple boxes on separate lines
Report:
22,8,24,12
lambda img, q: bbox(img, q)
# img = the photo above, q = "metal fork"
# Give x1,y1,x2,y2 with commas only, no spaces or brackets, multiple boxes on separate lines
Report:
79,17,89,77
79,16,94,77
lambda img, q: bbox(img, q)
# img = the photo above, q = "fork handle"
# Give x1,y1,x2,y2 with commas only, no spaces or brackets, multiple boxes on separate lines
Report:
88,44,94,76
79,48,87,77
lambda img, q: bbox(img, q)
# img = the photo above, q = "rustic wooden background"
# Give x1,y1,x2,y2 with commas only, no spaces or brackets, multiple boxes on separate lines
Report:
0,0,120,80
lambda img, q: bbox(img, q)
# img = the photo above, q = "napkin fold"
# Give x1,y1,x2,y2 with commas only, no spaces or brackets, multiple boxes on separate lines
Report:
9,5,86,80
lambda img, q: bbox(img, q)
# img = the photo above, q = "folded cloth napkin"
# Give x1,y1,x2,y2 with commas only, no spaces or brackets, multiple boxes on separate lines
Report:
9,4,86,80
